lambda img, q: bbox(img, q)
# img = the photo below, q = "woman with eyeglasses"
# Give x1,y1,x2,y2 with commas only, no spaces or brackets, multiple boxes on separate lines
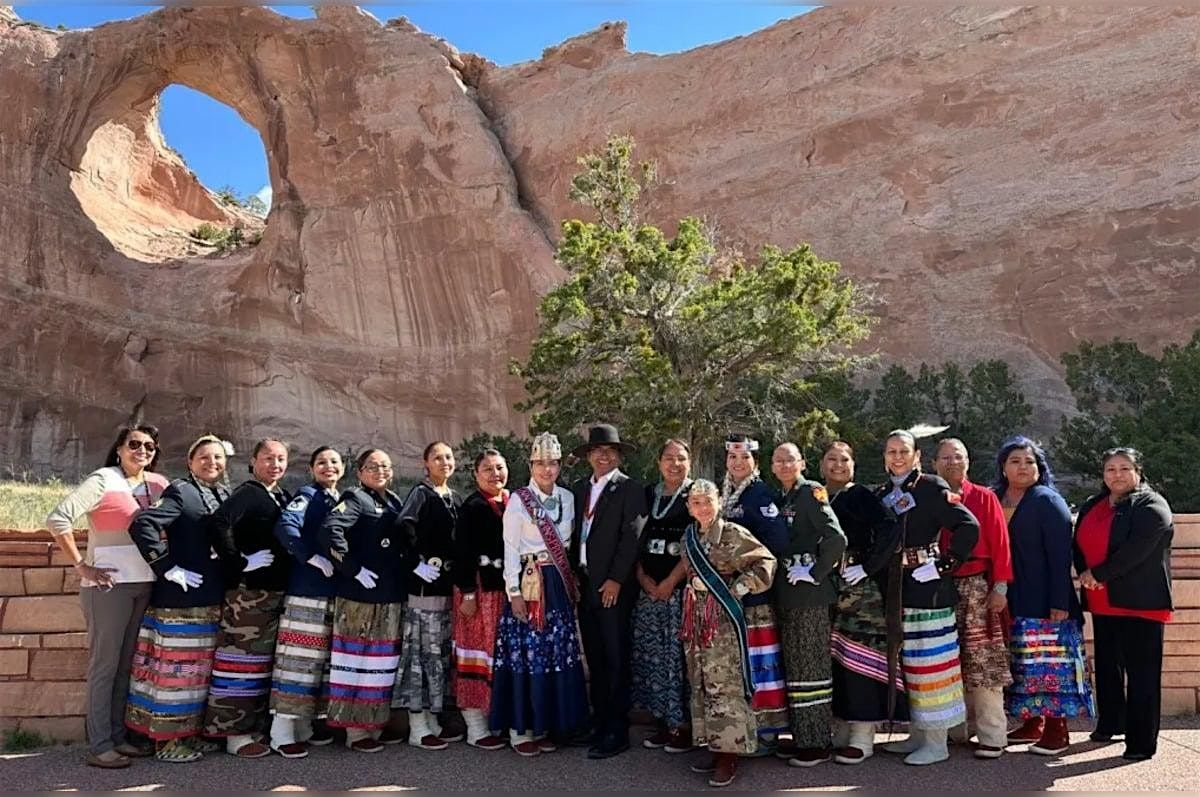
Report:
1074,447,1173,761
46,425,170,769
319,448,409,752
391,441,464,750
126,434,233,763
449,448,511,751
202,439,292,759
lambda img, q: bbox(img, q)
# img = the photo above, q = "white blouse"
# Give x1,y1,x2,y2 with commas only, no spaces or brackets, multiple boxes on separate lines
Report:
501,481,575,594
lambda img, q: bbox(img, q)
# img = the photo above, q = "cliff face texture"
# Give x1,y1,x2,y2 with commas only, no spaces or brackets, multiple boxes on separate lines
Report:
1,6,1198,474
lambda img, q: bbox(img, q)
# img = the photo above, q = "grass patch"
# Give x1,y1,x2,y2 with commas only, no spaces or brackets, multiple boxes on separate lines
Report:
0,478,81,530
2,727,50,752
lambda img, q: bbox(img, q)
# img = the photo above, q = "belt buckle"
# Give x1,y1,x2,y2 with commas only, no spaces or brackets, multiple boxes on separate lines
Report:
536,551,550,563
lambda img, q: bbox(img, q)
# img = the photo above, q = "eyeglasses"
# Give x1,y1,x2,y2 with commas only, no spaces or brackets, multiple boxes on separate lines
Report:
362,464,393,473
127,440,157,453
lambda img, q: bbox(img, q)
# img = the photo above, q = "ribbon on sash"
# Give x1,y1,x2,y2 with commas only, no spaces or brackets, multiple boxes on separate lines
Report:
681,522,754,700
514,486,579,608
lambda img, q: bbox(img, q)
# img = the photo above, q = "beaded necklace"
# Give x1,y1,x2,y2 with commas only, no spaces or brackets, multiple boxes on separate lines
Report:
652,478,692,520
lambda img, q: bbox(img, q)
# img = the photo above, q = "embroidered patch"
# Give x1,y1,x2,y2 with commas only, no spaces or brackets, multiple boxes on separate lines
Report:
946,491,962,505
286,496,309,512
812,485,829,504
760,503,780,518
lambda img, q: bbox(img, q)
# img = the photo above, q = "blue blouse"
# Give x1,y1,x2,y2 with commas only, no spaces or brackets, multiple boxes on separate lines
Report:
998,484,1080,619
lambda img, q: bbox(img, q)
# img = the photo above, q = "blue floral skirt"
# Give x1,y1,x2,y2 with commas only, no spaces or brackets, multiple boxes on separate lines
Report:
1006,617,1095,719
488,563,588,736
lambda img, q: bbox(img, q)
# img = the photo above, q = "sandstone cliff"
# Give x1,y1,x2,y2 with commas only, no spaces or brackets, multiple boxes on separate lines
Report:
0,6,1197,475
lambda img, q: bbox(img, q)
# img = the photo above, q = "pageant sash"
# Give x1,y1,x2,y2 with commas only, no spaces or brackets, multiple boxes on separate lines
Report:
684,522,754,700
514,487,579,604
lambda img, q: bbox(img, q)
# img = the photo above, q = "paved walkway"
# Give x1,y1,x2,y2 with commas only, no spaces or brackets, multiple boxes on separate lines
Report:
5,722,1200,791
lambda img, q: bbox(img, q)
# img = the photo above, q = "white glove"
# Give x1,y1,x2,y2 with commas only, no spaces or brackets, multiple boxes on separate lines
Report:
164,566,203,591
912,561,941,583
307,554,335,578
413,562,440,583
786,563,817,585
841,564,867,586
243,549,275,572
355,567,379,589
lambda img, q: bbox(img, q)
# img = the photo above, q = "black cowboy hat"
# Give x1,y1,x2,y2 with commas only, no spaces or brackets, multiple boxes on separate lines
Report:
571,424,637,458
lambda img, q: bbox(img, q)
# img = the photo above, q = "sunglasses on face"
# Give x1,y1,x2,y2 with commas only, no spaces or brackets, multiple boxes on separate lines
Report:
127,439,157,453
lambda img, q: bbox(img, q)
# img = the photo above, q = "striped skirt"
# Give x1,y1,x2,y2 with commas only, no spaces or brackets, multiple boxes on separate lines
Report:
326,598,403,730
745,603,789,737
203,588,285,737
125,605,221,740
831,578,907,722
392,600,452,712
1006,617,1095,719
451,588,505,713
631,588,689,728
954,574,1013,690
778,606,832,749
269,595,334,720
901,607,967,730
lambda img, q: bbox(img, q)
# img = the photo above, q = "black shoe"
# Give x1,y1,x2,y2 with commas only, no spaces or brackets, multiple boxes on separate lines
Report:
568,727,599,747
587,735,630,760
1122,750,1154,761
1089,730,1122,743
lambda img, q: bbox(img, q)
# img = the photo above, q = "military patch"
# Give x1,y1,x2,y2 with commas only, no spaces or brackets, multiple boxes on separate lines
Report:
333,501,346,513
760,503,780,518
812,485,829,503
381,538,391,548
287,496,309,512
946,491,962,505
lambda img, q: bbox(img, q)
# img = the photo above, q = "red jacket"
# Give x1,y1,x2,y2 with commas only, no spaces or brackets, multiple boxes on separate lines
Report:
946,479,1013,583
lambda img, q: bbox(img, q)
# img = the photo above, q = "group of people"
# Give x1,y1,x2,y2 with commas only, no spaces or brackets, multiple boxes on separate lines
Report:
46,420,1175,787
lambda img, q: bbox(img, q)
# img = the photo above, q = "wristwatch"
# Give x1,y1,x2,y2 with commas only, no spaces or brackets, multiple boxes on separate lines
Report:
992,582,1009,596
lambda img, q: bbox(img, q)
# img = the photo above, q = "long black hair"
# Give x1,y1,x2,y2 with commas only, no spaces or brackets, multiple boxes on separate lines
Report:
103,425,161,471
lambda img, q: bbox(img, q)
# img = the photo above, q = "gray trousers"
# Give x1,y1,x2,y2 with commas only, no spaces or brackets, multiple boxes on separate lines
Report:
80,583,151,754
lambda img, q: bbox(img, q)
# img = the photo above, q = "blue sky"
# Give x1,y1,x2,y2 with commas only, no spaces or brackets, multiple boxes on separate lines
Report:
15,4,813,205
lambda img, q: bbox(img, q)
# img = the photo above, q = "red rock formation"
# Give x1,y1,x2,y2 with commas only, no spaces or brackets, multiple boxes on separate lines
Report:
1,6,1197,475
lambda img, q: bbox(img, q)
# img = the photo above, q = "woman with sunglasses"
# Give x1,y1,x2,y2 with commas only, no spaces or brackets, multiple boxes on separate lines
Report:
46,425,171,769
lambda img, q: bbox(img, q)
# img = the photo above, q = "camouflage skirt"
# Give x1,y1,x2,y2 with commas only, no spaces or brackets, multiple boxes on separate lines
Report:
203,588,285,737
392,599,452,712
685,590,758,755
953,574,1013,690
326,598,403,730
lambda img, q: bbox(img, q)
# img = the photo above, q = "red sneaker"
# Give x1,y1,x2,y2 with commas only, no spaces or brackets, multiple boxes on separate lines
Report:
513,741,540,757
468,735,506,751
1007,717,1045,744
411,734,448,751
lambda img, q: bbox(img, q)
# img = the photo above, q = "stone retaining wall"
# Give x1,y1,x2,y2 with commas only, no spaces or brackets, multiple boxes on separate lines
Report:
2,519,1199,742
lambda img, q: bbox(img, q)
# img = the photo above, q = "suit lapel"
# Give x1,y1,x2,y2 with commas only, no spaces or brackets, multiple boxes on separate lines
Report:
589,471,625,530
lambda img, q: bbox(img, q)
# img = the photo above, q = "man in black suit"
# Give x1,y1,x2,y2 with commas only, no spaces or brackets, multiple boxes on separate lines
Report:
570,424,648,759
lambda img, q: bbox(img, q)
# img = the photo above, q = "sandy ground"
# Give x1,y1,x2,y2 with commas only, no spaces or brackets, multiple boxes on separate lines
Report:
5,721,1200,791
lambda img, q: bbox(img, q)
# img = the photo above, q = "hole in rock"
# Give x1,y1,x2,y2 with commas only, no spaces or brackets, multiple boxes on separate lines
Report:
70,84,270,264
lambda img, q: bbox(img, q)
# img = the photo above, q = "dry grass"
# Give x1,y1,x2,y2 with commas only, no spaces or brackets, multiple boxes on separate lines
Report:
0,478,82,530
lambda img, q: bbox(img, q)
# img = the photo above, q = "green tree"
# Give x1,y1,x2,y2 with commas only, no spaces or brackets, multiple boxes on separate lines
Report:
1055,332,1200,510
815,359,1032,485
512,136,875,477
